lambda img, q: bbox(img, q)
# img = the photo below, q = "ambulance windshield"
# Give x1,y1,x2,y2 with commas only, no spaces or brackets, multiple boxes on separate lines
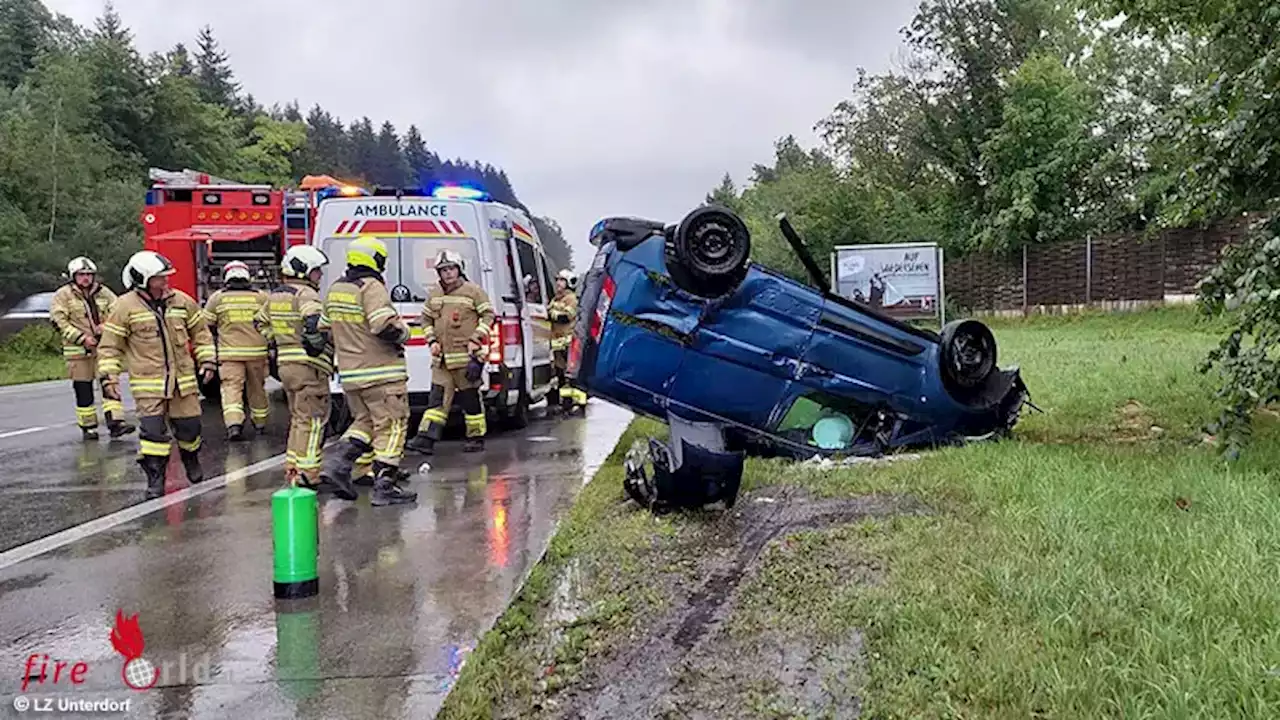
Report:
404,238,481,302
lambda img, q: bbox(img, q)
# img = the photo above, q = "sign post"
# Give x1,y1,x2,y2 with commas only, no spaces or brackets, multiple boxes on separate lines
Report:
830,243,944,324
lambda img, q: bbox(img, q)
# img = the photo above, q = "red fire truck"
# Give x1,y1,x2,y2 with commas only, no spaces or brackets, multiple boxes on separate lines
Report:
140,168,366,398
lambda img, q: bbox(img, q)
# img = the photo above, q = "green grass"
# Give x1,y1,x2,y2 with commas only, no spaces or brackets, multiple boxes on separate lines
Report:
441,306,1280,719
0,324,65,386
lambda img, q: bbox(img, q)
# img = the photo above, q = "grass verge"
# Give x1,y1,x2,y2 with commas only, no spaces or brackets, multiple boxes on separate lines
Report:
0,324,65,386
439,306,1280,719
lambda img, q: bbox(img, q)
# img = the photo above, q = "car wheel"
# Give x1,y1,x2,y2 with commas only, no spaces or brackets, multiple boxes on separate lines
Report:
939,319,998,393
667,205,751,297
502,389,530,430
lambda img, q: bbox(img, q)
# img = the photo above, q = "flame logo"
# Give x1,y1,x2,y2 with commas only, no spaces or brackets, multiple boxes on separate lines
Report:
110,610,159,691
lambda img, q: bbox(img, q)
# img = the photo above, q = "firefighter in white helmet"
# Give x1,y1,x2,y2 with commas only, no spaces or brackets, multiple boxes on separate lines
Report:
316,236,417,505
405,249,496,455
98,250,216,499
256,245,346,494
547,268,587,414
203,261,270,440
50,256,135,440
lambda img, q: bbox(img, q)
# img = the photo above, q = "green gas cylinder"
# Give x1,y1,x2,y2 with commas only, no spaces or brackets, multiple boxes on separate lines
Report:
272,486,318,599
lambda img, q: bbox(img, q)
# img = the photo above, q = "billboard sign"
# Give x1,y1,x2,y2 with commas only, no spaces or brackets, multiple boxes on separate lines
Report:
830,243,944,323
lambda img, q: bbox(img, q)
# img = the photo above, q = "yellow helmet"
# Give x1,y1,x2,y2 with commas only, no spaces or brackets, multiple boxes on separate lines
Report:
347,236,388,272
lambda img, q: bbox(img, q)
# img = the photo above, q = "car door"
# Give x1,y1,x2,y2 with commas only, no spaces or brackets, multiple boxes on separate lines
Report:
510,236,550,395
799,294,930,408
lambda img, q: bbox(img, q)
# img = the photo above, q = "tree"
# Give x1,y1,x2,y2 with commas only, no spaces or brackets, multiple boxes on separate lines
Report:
194,25,239,109
235,115,306,185
346,116,377,184
534,216,572,272
0,0,53,89
402,124,439,186
371,121,408,187
297,105,349,176
84,3,153,162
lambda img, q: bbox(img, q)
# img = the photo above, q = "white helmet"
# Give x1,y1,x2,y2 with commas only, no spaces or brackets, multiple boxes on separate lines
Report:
282,245,329,278
222,260,251,283
557,268,578,291
434,250,465,273
67,256,97,276
122,250,175,291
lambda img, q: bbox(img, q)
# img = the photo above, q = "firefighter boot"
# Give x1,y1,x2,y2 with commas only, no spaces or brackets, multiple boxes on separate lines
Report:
227,424,246,442
139,455,167,500
406,422,442,456
105,413,136,439
82,427,99,441
180,449,205,485
317,441,363,501
370,462,418,506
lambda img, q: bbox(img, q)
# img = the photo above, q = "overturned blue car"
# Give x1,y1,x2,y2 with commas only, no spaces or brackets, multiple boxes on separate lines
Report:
568,206,1029,510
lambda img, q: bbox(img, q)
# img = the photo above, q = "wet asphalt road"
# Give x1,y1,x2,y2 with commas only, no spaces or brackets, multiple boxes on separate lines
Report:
0,379,633,718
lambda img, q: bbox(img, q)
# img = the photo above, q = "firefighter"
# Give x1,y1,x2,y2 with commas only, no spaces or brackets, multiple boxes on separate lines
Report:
98,250,216,499
316,236,418,506
405,250,495,455
257,245,355,499
50,256,135,440
547,268,587,414
203,261,270,440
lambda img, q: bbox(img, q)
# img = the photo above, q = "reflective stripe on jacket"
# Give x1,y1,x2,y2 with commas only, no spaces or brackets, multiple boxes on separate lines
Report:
420,280,495,370
50,283,117,359
203,288,269,360
258,280,332,374
320,270,409,389
548,289,578,351
98,289,215,398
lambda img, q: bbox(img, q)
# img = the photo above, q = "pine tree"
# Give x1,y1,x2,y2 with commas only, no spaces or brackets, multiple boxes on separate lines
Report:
372,121,409,187
0,0,53,89
194,25,239,108
347,117,378,183
85,3,154,160
166,42,193,76
402,124,439,186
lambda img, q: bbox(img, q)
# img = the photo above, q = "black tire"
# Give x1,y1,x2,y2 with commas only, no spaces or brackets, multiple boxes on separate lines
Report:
939,319,998,396
667,206,751,297
326,393,352,438
501,389,530,430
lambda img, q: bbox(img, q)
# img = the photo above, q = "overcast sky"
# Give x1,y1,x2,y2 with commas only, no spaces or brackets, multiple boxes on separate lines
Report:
47,0,916,266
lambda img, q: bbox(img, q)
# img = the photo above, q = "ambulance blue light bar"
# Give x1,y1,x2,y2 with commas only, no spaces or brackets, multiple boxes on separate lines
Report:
430,184,489,201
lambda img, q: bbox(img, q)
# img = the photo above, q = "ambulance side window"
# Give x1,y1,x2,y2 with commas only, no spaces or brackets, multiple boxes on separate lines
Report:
515,241,544,304
501,245,519,302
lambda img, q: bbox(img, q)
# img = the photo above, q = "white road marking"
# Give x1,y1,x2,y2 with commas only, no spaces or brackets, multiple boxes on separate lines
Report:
0,452,288,572
0,426,49,440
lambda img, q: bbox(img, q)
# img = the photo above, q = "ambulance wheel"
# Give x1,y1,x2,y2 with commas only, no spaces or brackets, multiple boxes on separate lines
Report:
327,395,352,438
501,389,530,430
200,372,221,403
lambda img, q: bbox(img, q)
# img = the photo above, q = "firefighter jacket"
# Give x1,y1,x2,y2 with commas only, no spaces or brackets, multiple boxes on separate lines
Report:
548,289,578,352
98,289,216,399
319,267,409,389
420,280,495,370
203,285,269,361
50,282,117,362
256,279,332,374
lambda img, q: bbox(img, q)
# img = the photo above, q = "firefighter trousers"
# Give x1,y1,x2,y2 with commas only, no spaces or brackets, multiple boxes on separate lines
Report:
418,367,486,440
280,364,330,477
550,350,587,409
342,381,409,468
67,355,124,428
219,358,269,429
135,394,203,459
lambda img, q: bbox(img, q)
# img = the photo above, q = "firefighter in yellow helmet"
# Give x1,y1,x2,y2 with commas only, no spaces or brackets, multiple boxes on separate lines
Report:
256,245,345,495
548,268,587,414
316,236,417,505
203,260,270,440
98,250,216,499
50,256,135,440
405,250,496,455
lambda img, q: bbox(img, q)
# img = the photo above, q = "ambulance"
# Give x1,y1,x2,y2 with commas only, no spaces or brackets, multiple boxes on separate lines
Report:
311,186,557,431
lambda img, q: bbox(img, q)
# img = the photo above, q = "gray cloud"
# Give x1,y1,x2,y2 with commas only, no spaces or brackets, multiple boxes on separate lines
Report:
47,0,917,265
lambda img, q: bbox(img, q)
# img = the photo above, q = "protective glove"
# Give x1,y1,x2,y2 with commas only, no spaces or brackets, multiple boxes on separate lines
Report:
267,343,280,381
101,377,121,401
200,363,217,385
465,355,484,384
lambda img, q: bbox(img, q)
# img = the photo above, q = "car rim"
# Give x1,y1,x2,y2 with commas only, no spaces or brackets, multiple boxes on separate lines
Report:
950,329,994,383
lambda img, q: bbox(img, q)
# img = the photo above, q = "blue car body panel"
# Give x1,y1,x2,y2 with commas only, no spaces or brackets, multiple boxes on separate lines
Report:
573,233,1026,458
